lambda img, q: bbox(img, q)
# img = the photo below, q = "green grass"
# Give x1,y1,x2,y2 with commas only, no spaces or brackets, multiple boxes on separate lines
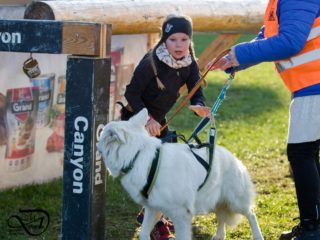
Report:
0,34,298,239
0,180,63,240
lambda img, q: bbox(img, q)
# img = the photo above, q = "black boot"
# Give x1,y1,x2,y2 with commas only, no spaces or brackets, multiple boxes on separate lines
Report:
279,224,302,240
280,222,320,240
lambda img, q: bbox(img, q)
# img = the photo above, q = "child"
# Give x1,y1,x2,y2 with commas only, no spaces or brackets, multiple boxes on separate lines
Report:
121,14,210,239
121,14,209,137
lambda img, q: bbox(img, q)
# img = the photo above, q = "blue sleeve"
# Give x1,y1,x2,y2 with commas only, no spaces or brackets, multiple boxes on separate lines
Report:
225,26,265,73
235,0,320,66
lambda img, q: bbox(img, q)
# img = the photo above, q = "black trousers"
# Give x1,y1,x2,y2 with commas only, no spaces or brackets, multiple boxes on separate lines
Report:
287,140,320,227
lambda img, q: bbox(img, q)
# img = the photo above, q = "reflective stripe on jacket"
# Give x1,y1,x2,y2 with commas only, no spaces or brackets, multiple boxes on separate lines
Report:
264,0,320,92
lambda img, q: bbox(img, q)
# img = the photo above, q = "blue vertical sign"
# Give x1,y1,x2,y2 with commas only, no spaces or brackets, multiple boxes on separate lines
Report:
61,56,110,240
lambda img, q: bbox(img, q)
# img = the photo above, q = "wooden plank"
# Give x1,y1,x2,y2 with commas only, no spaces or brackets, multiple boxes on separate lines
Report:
62,22,112,57
101,23,112,57
0,19,111,56
197,34,241,72
24,0,266,34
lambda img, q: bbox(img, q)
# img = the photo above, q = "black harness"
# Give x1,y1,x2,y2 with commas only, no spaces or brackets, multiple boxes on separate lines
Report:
175,129,216,191
141,148,161,199
121,147,161,200
121,150,141,174
120,128,216,199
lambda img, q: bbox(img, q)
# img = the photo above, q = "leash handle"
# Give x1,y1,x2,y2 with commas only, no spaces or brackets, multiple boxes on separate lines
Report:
160,49,231,132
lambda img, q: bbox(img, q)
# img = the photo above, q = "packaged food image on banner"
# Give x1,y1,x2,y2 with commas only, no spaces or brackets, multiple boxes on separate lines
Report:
46,112,65,154
4,87,39,172
56,75,66,112
31,73,55,128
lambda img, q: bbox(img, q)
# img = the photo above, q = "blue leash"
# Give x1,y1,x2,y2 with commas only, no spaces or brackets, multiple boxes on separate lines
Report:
187,72,234,143
187,72,234,190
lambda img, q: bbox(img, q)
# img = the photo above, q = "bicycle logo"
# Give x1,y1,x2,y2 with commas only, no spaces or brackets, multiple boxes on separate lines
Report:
7,208,50,236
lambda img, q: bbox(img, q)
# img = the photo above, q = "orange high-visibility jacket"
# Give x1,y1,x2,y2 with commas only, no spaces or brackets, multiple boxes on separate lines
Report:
264,0,320,92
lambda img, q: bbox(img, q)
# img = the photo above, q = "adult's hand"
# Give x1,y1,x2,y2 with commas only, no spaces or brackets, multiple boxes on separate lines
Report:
206,55,234,71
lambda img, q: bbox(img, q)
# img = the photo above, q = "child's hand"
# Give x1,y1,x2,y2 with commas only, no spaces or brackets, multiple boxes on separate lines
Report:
146,116,161,136
189,105,211,118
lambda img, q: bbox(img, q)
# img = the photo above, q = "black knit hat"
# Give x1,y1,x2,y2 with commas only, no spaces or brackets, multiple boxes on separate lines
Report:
161,15,193,41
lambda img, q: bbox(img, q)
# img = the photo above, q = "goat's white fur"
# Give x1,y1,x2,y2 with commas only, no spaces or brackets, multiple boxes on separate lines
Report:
97,108,264,240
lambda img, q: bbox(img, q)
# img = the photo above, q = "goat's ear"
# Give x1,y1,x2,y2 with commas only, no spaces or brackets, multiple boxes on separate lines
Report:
113,128,127,144
97,124,127,148
98,125,109,142
129,108,148,126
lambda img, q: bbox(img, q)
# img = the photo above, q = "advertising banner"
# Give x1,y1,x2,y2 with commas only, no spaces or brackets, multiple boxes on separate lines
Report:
0,52,67,190
0,34,145,190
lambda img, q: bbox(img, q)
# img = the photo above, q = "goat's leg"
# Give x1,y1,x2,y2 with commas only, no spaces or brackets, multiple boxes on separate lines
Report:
245,209,264,240
169,209,192,240
139,207,162,240
212,214,226,240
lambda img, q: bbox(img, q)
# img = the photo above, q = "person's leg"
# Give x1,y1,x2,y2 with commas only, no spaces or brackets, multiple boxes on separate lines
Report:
314,139,320,177
288,141,320,228
136,208,175,240
280,95,320,239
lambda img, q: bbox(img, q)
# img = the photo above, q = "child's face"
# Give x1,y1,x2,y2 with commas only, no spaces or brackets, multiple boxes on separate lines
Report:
165,33,191,60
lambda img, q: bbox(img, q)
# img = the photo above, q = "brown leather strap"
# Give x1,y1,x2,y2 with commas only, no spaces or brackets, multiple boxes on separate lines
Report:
125,104,133,112
149,51,165,90
160,49,230,132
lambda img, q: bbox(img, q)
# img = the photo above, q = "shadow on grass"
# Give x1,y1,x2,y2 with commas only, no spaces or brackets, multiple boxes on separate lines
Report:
212,83,283,120
170,82,284,134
